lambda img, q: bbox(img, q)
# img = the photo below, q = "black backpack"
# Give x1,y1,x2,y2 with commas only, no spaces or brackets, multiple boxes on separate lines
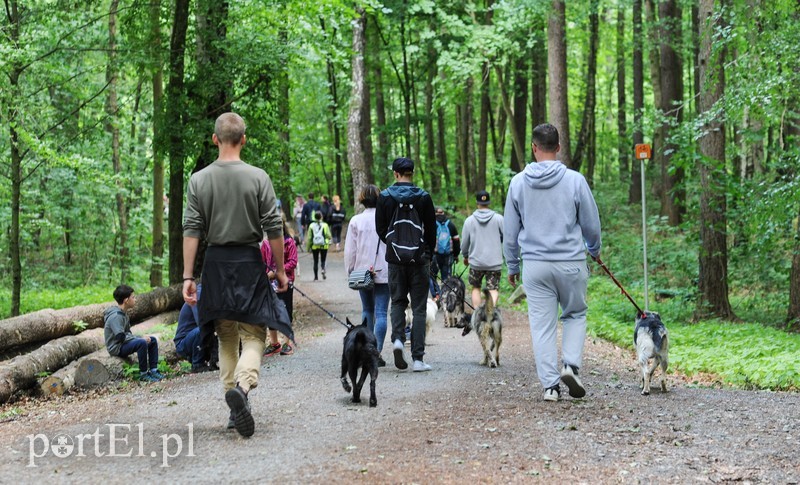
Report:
385,195,425,264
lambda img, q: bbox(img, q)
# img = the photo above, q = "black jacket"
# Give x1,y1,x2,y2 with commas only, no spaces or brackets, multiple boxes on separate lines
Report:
375,182,436,265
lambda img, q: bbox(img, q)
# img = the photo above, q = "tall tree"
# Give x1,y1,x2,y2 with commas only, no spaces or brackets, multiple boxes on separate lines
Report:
320,17,343,198
105,0,127,282
696,0,734,319
658,0,686,225
6,0,23,316
572,0,599,181
150,0,165,287
347,7,369,207
630,0,644,203
510,54,528,173
617,4,629,185
166,0,190,284
547,0,571,167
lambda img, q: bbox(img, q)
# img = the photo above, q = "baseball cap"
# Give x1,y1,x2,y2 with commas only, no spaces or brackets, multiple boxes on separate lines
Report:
389,157,414,173
476,190,490,204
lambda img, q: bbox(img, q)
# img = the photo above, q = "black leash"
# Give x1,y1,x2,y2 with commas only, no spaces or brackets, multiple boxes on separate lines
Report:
291,284,354,330
591,255,646,318
434,271,475,311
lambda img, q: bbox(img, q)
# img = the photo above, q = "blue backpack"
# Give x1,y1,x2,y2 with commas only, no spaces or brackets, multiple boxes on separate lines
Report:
435,220,452,254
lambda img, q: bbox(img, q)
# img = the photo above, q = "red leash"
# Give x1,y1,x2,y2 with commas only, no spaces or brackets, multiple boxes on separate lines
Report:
591,255,646,318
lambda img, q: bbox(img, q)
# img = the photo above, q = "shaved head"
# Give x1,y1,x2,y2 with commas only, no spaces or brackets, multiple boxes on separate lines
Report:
214,112,246,145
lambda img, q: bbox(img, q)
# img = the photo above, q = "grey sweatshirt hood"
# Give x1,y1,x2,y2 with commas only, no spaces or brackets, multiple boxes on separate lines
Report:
473,208,496,224
524,160,566,189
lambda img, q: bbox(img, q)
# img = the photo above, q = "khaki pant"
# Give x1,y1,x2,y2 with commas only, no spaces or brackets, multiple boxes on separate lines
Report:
215,319,266,392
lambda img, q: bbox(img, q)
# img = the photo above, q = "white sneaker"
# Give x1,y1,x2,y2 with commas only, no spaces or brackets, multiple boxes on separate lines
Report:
543,386,561,401
560,364,586,398
412,360,431,372
393,339,408,370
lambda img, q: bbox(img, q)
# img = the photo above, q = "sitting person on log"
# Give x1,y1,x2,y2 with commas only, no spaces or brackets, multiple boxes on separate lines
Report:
174,284,218,373
103,285,164,383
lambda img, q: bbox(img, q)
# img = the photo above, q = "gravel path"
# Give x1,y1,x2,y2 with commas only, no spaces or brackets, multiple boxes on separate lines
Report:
1,250,798,483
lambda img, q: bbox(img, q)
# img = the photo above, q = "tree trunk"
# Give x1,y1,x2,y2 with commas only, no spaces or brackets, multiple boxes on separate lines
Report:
400,15,412,157
630,0,644,204
75,340,180,389
320,18,343,199
106,0,128,283
347,8,369,207
510,55,528,173
465,77,476,197
425,44,440,193
8,0,22,317
696,0,734,320
437,101,450,192
548,0,572,167
530,22,547,148
0,285,183,351
0,333,102,403
41,311,180,396
277,26,292,218
789,205,800,329
572,0,599,179
645,0,664,206
372,17,389,174
493,66,526,166
167,0,190,284
658,0,685,226
478,63,490,191
150,0,165,288
617,5,629,184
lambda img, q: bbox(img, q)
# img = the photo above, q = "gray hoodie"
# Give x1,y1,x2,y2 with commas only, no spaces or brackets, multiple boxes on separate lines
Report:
461,208,505,271
103,306,136,356
503,160,601,275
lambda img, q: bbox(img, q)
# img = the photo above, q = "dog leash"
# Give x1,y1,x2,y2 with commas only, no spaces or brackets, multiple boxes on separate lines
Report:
435,273,475,311
591,255,646,318
291,284,354,330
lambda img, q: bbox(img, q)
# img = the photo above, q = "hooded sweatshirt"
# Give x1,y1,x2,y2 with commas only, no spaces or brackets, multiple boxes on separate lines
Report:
503,160,601,275
103,306,136,356
375,182,437,265
461,208,505,271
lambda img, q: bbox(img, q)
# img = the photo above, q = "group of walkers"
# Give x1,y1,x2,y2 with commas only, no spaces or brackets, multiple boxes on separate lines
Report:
103,112,602,438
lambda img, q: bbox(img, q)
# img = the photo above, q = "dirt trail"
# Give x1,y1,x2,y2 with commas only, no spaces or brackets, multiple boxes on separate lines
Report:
1,250,798,483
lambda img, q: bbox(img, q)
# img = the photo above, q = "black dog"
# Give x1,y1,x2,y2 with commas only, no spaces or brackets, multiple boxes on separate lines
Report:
340,318,379,407
634,312,669,395
441,275,466,328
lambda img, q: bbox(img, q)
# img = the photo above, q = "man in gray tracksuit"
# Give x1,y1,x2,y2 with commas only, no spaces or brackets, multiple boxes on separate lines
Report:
503,123,602,402
460,190,505,309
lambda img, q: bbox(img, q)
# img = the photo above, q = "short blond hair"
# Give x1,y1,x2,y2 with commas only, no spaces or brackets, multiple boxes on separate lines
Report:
214,112,246,145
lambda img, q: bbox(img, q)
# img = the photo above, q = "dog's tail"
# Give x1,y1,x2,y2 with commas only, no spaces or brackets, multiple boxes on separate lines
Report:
483,288,494,316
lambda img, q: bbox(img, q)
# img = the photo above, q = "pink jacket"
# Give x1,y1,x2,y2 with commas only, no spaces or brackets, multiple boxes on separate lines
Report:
344,208,388,284
261,236,298,283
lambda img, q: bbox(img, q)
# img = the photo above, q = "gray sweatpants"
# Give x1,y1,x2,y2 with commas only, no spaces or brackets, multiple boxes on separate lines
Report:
522,260,589,389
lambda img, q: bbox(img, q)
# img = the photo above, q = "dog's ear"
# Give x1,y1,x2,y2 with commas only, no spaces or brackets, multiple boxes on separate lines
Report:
346,317,354,329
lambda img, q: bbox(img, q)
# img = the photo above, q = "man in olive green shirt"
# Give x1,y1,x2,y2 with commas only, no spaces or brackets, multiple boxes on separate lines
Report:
182,112,289,438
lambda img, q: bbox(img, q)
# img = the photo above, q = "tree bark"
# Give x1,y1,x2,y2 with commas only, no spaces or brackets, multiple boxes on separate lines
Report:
320,17,343,199
0,285,184,351
510,55,528,173
347,7,369,207
658,0,685,226
572,0,599,180
645,0,664,206
437,98,450,192
150,0,165,288
696,0,734,320
425,43,440,193
277,26,293,218
630,0,644,204
465,77,476,197
530,22,547,150
167,0,191,284
478,63,490,191
493,66,526,166
372,16,389,174
106,0,128,283
547,0,571,167
8,0,22,316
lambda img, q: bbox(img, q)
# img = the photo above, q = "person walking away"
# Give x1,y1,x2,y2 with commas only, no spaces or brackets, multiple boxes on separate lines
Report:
461,190,505,308
503,123,601,402
301,192,322,234
433,207,461,281
261,219,298,356
330,194,346,252
344,184,389,366
182,112,292,437
306,211,332,280
375,157,437,372
292,195,306,251
320,195,332,223
104,285,164,383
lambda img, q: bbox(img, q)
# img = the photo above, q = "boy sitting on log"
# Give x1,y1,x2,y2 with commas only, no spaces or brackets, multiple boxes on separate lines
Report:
103,285,164,383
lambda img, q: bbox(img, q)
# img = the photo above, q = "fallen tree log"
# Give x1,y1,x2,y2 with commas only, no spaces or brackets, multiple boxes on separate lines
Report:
40,311,179,397
0,333,104,404
0,284,183,351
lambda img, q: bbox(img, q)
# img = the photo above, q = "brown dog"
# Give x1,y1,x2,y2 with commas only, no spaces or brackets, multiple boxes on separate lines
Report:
460,289,503,368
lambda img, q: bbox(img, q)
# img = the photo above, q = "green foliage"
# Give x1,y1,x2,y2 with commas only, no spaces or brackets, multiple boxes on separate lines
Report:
0,285,121,319
72,320,88,333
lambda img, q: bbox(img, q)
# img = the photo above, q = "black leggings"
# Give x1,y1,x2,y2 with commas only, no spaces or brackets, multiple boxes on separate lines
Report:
312,249,328,279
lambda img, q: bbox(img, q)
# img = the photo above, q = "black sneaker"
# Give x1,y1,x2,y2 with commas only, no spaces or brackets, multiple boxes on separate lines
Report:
225,386,255,437
560,364,586,398
226,411,235,430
